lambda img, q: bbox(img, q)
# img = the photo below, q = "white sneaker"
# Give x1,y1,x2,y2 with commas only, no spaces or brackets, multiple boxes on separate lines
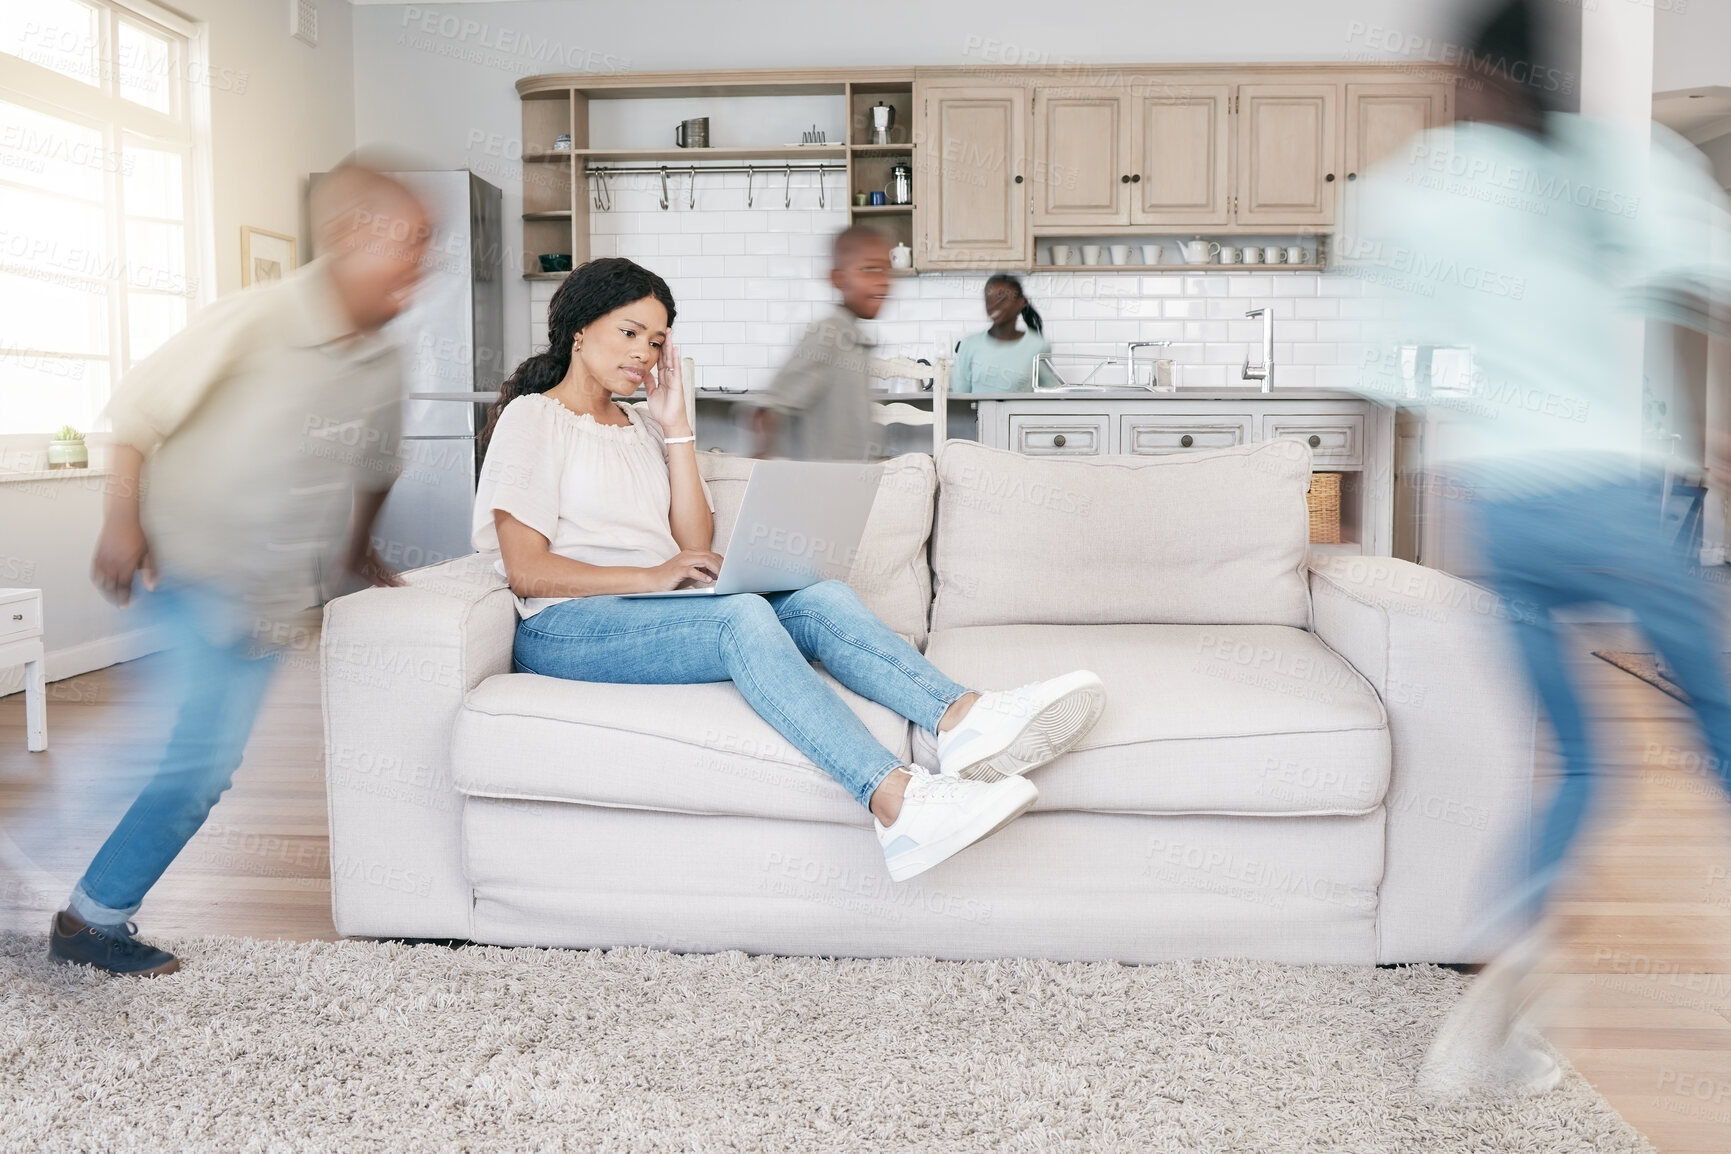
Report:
936,670,1106,782
1418,927,1562,1098
876,769,1038,882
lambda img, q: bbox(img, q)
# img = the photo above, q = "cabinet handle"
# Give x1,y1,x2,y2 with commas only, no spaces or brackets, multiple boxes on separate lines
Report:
1053,434,1067,447
1120,174,1130,184
1325,173,1336,182
10,614,20,621
1013,174,1023,184
1131,173,1141,182
1307,434,1322,448
1347,172,1358,182
1179,434,1194,448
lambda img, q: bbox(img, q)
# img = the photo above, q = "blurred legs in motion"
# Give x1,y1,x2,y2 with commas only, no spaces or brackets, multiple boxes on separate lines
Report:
67,587,278,926
1480,477,1731,919
1423,470,1731,1096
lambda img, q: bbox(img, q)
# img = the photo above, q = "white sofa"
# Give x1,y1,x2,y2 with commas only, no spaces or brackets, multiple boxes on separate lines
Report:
320,439,1537,964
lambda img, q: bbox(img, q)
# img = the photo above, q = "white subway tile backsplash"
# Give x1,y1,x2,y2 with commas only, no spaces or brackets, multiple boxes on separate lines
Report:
678,256,726,279
1293,299,1340,320
698,233,745,256
744,277,791,300
1227,276,1275,298
746,322,792,347
678,299,726,323
722,298,769,322
529,207,1370,394
744,232,790,256
723,255,769,279
722,211,769,234
1292,343,1341,365
765,256,810,280
1313,321,1362,341
1275,365,1316,388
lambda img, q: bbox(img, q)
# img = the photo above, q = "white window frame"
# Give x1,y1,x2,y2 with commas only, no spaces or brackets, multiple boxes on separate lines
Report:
0,0,215,448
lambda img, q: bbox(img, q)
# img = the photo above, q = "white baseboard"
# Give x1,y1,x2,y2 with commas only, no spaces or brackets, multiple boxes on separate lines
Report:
0,625,170,698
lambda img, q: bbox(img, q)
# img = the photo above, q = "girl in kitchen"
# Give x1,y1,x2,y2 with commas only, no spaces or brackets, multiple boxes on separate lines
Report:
952,273,1062,393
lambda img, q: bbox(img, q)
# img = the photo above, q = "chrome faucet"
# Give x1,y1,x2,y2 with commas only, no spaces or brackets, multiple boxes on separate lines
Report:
1242,307,1273,392
1126,340,1171,390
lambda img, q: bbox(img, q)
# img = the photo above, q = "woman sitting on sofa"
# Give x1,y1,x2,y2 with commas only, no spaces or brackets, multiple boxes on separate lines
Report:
472,257,1105,882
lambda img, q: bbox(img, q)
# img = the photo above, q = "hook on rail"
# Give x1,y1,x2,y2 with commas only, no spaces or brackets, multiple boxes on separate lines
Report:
688,166,696,210
784,164,792,209
746,165,754,208
658,167,669,211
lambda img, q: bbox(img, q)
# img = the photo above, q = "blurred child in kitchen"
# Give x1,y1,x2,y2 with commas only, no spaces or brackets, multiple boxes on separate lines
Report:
953,273,1061,392
47,158,429,976
749,226,891,460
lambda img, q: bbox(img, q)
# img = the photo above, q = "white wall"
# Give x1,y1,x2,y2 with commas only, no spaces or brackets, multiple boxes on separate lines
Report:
181,0,358,295
1653,0,1731,95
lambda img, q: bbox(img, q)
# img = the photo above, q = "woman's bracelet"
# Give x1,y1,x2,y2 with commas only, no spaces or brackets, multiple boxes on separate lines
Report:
664,434,695,445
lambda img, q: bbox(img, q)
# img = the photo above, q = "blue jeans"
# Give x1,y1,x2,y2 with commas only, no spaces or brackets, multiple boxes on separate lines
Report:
512,580,969,809
1475,475,1731,920
70,585,279,924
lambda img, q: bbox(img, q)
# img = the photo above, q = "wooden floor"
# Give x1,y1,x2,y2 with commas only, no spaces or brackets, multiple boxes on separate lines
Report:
4,625,1731,1152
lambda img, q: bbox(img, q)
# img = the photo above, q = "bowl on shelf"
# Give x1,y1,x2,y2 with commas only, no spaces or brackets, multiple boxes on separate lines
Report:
537,254,573,273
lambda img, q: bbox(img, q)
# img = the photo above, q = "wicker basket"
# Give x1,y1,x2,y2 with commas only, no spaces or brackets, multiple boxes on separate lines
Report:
1307,472,1342,544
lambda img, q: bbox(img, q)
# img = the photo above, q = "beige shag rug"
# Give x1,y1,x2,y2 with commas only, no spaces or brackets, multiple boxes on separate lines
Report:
0,934,1650,1153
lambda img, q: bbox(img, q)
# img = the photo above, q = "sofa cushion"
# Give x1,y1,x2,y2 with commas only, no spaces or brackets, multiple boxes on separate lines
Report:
931,439,1312,630
914,623,1389,816
700,452,935,647
451,671,908,827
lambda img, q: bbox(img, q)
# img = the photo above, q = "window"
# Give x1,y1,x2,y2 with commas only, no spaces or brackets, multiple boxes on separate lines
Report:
0,0,211,437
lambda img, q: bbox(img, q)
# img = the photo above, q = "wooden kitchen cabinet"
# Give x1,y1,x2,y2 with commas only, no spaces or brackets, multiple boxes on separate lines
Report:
1132,84,1233,226
1343,83,1449,179
1031,88,1133,227
1234,84,1338,228
917,85,1030,267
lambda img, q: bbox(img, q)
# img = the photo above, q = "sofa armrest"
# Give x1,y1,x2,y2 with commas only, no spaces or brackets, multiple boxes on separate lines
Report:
320,554,516,940
1309,556,1538,964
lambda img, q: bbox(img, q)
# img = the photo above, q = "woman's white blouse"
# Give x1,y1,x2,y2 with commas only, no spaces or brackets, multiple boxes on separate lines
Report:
471,392,712,618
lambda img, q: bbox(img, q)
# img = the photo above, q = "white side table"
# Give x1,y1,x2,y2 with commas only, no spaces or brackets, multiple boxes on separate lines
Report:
0,588,45,751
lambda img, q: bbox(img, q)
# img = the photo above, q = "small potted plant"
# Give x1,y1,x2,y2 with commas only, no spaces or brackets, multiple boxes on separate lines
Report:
46,425,88,469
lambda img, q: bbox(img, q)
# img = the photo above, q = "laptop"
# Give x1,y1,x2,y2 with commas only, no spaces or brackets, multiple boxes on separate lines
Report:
622,459,884,598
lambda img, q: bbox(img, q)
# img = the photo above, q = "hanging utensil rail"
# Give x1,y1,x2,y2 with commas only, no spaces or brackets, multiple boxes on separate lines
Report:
584,161,846,211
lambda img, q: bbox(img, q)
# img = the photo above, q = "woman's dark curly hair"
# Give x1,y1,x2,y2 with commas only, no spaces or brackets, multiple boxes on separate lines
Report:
480,257,676,450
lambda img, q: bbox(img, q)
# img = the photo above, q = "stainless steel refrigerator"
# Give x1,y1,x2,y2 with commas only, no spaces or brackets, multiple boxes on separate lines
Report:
309,169,504,572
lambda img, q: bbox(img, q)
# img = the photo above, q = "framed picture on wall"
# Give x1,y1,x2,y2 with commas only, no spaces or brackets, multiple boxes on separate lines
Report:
240,226,297,287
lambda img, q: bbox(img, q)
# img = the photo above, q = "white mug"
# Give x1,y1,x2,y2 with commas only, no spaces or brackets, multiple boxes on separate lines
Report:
890,242,912,269
1268,247,1288,264
1141,243,1164,265
1218,245,1241,265
1181,239,1219,264
1286,245,1309,265
1081,244,1102,265
1241,246,1264,264
1109,244,1131,265
1050,244,1073,266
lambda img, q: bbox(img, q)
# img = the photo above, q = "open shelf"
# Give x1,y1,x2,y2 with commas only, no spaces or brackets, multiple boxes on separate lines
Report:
1030,263,1325,273
851,204,913,215
522,210,573,221
850,143,918,154
571,146,846,162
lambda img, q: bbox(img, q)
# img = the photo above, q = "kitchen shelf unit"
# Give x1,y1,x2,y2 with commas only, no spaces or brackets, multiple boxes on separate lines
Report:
515,68,921,279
